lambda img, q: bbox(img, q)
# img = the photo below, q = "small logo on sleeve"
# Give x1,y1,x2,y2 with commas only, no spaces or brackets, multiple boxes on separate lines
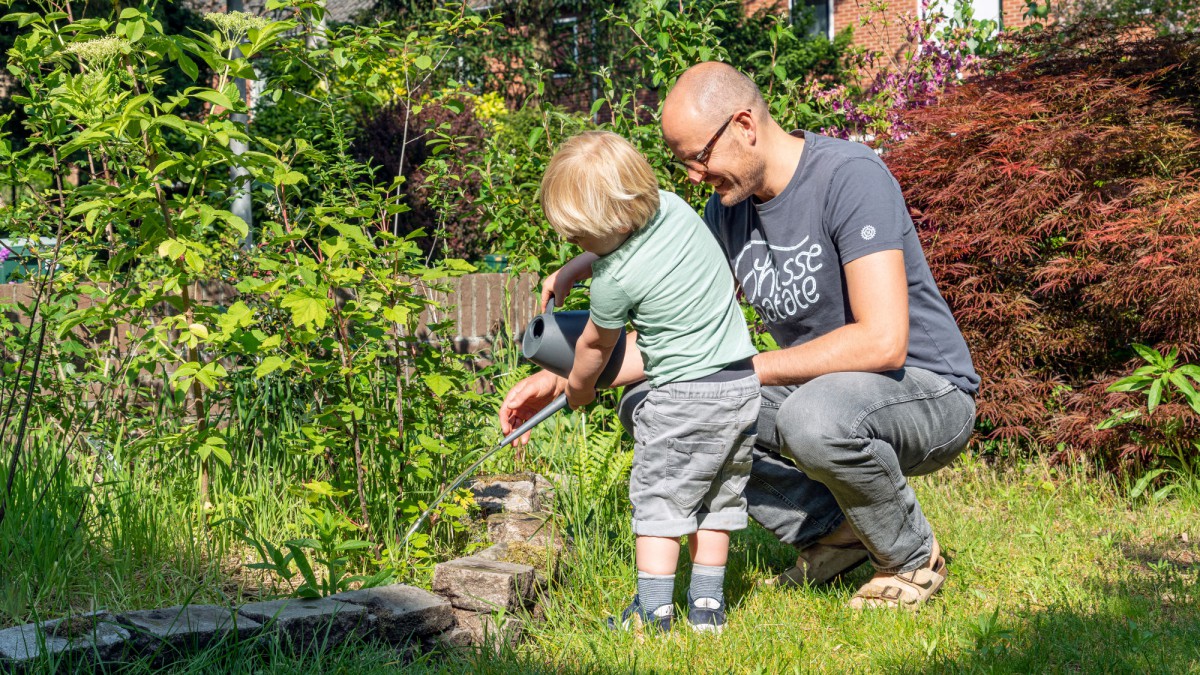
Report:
860,225,877,241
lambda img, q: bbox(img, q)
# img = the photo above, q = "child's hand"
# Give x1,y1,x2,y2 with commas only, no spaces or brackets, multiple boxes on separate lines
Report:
566,380,596,409
540,269,568,310
540,253,599,310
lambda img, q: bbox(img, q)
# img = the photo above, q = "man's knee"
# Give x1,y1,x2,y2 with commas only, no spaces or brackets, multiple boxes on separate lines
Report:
616,380,651,438
775,387,862,479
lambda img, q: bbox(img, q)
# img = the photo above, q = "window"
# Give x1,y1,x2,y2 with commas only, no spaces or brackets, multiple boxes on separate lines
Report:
793,0,833,39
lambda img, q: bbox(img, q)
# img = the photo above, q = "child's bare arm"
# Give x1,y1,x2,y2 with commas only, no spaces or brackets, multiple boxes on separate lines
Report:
541,253,600,309
565,319,623,409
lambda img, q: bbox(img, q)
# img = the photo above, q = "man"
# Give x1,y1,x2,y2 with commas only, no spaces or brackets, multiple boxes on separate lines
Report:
501,62,978,609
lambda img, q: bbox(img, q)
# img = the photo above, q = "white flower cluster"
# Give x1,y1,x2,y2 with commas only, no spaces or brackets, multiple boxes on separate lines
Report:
204,11,269,38
65,36,126,67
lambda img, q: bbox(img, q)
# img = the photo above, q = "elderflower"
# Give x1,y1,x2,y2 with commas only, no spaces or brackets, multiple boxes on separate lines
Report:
65,36,126,69
204,11,269,46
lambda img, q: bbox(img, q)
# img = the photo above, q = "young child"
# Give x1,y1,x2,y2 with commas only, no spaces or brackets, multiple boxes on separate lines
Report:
540,131,760,633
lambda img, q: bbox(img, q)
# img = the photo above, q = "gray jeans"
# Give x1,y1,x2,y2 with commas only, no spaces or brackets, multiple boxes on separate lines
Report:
619,366,976,573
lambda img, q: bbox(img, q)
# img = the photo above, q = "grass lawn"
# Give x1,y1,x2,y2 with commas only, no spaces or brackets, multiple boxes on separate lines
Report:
143,453,1199,674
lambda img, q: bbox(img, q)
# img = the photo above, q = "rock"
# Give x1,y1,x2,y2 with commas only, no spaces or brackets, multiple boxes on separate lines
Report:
448,608,523,650
427,624,476,650
534,474,556,507
472,542,560,587
432,557,536,612
0,611,130,665
470,474,541,515
331,584,453,644
238,597,373,652
486,512,565,550
119,605,260,663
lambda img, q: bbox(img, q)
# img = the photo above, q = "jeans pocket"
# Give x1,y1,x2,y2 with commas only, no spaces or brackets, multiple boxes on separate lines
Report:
906,403,975,476
666,439,728,510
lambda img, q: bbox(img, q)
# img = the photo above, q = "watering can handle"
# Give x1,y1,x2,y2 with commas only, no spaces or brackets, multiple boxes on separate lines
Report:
546,292,555,312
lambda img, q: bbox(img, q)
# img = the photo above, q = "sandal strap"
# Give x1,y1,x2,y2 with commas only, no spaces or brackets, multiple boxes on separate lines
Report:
852,556,947,607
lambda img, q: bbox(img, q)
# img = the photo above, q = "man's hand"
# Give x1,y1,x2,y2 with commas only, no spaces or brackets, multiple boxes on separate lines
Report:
500,370,566,446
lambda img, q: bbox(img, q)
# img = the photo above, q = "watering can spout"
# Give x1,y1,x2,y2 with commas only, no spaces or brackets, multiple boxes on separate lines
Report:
399,296,630,545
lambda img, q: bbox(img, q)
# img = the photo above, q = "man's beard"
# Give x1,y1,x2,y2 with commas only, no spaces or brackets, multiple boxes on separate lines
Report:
717,153,767,207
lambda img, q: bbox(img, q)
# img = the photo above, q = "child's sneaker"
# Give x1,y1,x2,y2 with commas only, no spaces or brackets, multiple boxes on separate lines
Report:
607,594,673,633
687,592,726,634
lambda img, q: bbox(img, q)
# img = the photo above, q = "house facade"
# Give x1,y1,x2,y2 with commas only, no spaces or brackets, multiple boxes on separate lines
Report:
746,0,1045,69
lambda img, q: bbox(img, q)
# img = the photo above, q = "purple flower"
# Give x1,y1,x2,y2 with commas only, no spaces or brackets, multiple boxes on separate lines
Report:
0,247,10,264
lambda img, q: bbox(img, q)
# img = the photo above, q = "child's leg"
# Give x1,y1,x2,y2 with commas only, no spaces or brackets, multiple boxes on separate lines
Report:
636,535,681,614
689,529,731,604
690,529,729,566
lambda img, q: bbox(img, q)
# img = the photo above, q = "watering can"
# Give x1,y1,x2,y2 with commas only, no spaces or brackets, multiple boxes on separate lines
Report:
402,295,628,543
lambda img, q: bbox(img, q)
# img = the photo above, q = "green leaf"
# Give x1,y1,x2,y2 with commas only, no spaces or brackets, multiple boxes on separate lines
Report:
1,13,41,27
254,355,288,378
127,19,144,42
1147,378,1164,412
177,53,199,81
773,64,787,80
1107,375,1151,392
281,291,328,329
422,373,453,398
277,170,308,186
414,54,432,70
1131,343,1162,367
1151,484,1180,502
443,99,464,115
154,115,189,133
1129,468,1167,499
157,238,186,259
194,89,235,110
1168,371,1196,399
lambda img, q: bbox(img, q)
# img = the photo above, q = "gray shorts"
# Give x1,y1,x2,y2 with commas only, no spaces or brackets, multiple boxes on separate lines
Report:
629,374,760,537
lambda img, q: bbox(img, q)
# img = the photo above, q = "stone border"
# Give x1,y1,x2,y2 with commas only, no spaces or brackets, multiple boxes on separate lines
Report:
0,473,567,669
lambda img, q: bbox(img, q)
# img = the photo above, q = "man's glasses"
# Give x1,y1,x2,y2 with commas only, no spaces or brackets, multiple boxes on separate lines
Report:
676,110,748,174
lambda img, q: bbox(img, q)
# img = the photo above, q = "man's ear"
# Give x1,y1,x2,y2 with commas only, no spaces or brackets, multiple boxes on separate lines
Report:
738,110,758,146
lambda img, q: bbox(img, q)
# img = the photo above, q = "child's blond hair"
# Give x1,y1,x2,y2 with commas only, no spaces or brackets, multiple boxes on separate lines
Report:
540,131,660,241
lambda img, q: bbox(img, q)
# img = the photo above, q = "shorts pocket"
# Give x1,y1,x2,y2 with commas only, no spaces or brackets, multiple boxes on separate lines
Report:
720,456,753,495
665,439,729,510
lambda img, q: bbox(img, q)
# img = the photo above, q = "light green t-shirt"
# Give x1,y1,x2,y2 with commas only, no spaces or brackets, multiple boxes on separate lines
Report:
589,190,756,386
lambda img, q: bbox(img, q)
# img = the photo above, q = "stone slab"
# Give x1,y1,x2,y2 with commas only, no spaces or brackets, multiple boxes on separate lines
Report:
472,542,559,587
486,512,563,549
0,611,129,664
432,557,536,612
470,474,541,515
331,584,453,644
118,605,261,660
449,608,523,650
238,597,373,653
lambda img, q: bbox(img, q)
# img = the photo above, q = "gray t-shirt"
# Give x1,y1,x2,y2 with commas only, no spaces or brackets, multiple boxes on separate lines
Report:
703,131,979,395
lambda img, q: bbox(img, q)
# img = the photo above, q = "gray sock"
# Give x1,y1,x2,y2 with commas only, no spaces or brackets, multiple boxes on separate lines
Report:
689,564,726,604
636,571,675,613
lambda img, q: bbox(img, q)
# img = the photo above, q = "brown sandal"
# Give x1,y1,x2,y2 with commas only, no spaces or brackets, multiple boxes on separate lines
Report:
848,555,947,611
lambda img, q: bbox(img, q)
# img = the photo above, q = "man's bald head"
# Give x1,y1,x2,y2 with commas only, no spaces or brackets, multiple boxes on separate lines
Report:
664,62,767,127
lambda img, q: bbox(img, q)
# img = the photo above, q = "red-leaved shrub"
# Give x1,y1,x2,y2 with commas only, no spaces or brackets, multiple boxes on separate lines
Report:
883,21,1200,466
353,97,494,260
